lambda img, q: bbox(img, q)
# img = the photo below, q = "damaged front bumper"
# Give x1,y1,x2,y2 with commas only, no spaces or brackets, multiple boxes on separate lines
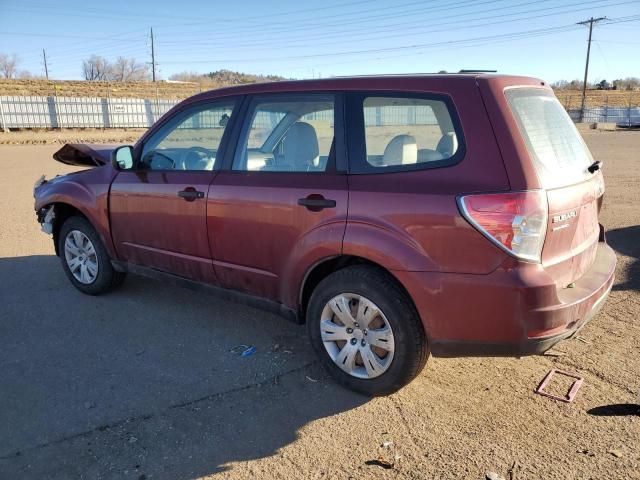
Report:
34,174,54,234
36,204,55,235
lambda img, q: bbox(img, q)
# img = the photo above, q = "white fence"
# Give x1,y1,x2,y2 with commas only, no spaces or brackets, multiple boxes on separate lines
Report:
567,107,640,125
0,96,180,130
1,95,639,130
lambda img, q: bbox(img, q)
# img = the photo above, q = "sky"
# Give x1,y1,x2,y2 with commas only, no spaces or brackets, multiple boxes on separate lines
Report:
0,0,638,82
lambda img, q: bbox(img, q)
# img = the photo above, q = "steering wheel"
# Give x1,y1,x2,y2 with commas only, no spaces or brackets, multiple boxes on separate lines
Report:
142,150,176,170
179,146,214,171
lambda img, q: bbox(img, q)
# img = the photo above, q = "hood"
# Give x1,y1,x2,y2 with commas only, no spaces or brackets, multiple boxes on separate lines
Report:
53,143,119,167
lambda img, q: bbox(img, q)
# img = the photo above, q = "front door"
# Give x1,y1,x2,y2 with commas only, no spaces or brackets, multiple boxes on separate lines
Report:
110,99,237,282
207,93,348,304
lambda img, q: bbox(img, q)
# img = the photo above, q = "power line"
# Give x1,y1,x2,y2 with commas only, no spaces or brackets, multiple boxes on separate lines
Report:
1,0,385,27
0,30,145,42
156,0,633,53
577,16,606,121
157,0,631,45
4,5,638,79
159,0,509,41
161,23,584,65
163,0,497,35
160,14,640,68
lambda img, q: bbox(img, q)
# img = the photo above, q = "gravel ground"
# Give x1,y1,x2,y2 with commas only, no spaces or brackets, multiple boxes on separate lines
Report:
0,131,638,479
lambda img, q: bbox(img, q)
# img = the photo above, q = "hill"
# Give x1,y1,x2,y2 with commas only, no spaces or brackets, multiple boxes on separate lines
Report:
0,69,286,99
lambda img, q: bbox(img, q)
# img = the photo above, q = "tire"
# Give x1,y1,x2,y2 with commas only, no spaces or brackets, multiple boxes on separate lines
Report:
57,216,126,295
307,265,428,396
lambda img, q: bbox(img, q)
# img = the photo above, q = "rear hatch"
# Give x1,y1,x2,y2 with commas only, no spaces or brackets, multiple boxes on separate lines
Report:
505,88,604,287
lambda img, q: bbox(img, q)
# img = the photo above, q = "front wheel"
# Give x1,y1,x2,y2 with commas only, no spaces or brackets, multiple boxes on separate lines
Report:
307,266,428,396
58,216,126,295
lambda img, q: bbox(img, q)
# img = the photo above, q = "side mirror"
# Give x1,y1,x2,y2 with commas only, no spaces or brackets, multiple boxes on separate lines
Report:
111,145,135,170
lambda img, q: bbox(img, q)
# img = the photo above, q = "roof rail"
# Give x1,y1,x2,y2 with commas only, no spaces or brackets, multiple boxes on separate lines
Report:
458,69,497,73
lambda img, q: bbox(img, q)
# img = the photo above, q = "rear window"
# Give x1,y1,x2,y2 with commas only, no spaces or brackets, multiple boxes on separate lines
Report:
506,88,594,189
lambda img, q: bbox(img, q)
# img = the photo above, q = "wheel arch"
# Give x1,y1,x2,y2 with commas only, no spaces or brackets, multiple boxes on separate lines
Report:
43,202,89,256
299,255,425,333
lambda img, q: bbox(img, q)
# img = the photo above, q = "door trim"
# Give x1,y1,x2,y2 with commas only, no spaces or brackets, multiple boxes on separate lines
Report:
111,260,300,323
122,242,213,266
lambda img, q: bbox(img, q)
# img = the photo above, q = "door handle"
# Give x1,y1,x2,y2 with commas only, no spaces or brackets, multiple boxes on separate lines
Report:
178,188,205,201
297,196,336,211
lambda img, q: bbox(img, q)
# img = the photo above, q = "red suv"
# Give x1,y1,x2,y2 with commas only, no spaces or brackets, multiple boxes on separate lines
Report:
34,74,616,395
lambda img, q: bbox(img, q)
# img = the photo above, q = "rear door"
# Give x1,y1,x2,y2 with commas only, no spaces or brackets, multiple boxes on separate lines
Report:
110,99,237,283
207,93,348,304
505,88,604,286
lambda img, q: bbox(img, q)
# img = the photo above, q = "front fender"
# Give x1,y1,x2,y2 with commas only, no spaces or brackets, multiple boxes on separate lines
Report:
34,167,118,258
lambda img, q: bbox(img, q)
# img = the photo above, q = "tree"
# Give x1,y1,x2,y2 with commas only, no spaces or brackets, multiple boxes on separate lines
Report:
17,70,37,79
82,55,150,81
0,53,19,79
168,71,202,82
82,55,111,81
111,57,150,81
552,79,585,90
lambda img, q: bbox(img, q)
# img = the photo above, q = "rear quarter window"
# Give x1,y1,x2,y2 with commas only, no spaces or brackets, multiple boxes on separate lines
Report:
348,93,464,174
506,88,594,189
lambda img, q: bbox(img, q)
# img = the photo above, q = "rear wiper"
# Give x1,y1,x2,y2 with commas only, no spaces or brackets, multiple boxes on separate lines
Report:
587,161,601,174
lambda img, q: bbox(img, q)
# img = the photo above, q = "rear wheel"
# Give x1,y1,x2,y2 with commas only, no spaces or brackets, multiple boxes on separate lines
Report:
307,266,428,396
58,216,126,295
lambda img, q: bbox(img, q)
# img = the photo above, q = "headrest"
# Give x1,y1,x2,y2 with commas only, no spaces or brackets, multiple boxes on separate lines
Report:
284,122,319,169
436,132,458,157
383,135,417,165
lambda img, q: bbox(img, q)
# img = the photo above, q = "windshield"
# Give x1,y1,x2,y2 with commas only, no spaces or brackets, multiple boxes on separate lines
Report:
506,88,594,189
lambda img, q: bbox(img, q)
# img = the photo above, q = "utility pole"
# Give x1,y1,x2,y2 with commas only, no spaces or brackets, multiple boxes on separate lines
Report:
42,48,49,80
577,16,606,122
150,27,156,82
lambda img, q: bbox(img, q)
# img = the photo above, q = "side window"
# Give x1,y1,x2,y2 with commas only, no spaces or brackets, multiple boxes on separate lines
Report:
140,101,235,171
233,94,335,172
362,96,460,169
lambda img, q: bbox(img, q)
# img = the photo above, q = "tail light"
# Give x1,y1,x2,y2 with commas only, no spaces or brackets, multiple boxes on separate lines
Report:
458,190,548,262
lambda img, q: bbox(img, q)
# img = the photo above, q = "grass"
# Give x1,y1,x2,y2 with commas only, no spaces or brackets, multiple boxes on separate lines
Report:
555,89,640,108
1,80,639,109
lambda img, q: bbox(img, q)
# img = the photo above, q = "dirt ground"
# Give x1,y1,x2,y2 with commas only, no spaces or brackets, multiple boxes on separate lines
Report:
0,128,146,145
0,131,638,480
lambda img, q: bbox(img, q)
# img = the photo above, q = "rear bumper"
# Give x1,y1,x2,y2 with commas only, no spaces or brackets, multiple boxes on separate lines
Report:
394,236,616,357
431,277,612,356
